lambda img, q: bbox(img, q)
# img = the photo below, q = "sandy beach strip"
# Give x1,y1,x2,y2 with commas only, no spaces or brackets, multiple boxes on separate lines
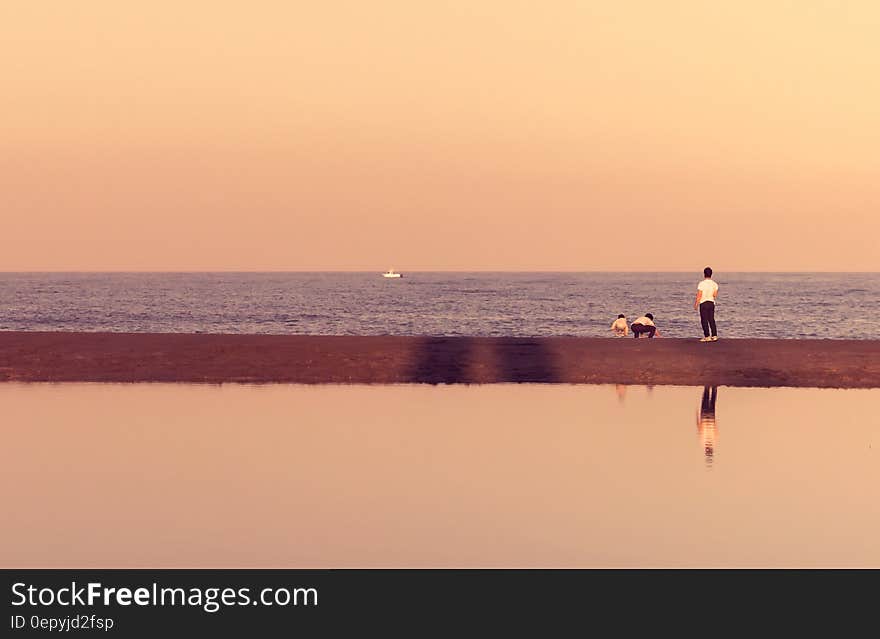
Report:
0,332,878,387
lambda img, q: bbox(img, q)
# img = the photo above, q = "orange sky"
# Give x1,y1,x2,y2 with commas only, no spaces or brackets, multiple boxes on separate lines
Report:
2,2,878,271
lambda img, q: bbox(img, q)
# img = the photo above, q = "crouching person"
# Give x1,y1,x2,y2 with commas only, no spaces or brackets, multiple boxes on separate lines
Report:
631,313,660,338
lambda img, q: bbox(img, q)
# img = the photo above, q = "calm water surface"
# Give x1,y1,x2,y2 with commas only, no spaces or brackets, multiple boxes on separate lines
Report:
2,383,878,567
1,272,878,338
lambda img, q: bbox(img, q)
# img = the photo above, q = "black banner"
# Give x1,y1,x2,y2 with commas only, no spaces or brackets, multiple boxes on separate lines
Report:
2,569,874,635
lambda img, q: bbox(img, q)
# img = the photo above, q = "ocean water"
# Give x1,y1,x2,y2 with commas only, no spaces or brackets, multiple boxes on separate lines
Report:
0,272,876,339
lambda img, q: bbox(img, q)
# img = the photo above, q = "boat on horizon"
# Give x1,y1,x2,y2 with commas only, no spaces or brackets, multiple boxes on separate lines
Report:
382,269,402,278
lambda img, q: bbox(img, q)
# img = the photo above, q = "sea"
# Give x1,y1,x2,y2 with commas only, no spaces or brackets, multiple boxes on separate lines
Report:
0,272,876,339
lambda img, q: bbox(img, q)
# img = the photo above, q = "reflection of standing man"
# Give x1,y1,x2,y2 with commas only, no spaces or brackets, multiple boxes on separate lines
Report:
694,267,719,342
697,386,718,466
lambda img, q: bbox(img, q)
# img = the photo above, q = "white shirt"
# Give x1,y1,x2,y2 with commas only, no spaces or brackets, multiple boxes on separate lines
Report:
697,279,718,304
633,316,655,327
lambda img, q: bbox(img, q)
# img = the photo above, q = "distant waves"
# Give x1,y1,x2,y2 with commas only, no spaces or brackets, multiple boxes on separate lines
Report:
0,272,877,339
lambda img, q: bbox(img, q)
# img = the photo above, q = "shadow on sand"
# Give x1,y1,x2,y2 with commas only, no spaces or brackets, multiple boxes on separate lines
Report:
408,337,478,383
494,337,560,382
409,337,559,384
495,337,559,383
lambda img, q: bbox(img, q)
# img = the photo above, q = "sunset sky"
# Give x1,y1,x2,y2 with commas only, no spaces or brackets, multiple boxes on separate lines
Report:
2,2,878,271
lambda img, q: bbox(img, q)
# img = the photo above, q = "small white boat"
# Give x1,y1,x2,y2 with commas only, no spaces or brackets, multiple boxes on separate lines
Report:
382,269,402,278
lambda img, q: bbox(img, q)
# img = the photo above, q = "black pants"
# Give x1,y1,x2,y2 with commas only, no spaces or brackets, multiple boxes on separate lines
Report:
700,301,717,337
700,385,717,415
632,323,656,338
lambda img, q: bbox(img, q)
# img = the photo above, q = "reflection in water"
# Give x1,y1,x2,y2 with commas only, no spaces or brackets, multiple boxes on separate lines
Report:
3,383,880,568
697,386,718,466
615,384,627,403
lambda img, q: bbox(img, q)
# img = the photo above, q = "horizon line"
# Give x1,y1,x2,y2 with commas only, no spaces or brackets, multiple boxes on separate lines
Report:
1,269,878,274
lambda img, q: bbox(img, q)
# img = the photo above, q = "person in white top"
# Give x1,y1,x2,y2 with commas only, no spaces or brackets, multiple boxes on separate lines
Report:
631,313,660,338
610,314,628,337
693,266,719,342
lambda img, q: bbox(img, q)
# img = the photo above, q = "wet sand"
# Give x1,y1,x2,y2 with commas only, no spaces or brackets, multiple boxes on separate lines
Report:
0,332,877,387
5,383,879,567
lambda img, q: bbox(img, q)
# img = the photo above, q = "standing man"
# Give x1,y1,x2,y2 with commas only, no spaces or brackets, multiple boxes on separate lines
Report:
694,267,719,342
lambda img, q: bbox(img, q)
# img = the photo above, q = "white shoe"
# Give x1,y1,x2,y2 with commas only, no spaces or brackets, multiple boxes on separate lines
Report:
699,337,710,342
710,336,718,342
